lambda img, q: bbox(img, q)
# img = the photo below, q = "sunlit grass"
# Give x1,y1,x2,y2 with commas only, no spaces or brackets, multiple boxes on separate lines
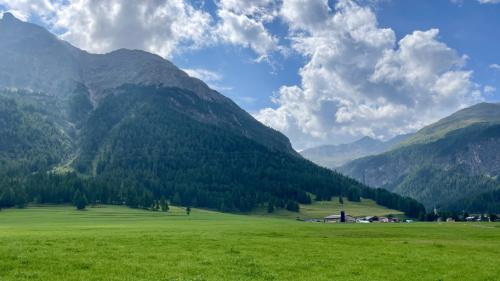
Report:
0,205,499,281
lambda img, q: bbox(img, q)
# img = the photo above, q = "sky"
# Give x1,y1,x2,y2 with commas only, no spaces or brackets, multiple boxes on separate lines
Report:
1,0,500,150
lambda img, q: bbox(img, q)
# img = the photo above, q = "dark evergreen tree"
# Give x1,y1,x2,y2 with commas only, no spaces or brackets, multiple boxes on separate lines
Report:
186,206,191,216
347,187,361,202
15,189,27,208
0,188,16,208
160,196,169,212
286,201,300,212
125,188,139,208
267,202,274,213
142,191,154,210
73,190,88,210
172,192,182,206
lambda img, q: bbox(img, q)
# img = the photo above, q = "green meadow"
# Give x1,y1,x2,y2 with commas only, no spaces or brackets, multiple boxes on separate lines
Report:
250,197,403,219
1,205,499,281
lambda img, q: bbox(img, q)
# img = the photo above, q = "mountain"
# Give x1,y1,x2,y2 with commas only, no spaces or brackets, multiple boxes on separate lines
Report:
0,13,294,155
339,102,500,212
0,13,426,216
301,134,413,168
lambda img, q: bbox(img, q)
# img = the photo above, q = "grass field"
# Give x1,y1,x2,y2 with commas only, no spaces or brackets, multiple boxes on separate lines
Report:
1,206,500,281
250,197,403,219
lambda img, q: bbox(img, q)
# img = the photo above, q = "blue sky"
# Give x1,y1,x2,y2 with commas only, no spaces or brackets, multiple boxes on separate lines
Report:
1,0,499,149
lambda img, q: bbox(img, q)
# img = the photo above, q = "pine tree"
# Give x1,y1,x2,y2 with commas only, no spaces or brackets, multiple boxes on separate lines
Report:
15,189,27,208
125,188,138,208
347,187,361,202
0,188,16,208
142,191,154,210
285,201,300,212
267,202,274,213
186,206,191,216
73,190,88,210
172,192,182,205
160,196,169,212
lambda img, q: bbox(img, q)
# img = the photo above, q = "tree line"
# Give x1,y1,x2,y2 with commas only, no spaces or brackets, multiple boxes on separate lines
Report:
0,170,426,218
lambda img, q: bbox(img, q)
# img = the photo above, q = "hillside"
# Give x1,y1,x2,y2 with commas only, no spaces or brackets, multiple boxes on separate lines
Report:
0,91,72,174
301,134,412,168
0,14,424,216
401,103,500,146
340,103,500,212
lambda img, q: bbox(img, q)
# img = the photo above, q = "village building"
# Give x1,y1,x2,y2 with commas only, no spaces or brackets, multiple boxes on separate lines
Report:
379,217,390,223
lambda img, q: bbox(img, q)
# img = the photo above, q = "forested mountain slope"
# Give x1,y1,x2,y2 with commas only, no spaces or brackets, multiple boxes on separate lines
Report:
340,103,500,212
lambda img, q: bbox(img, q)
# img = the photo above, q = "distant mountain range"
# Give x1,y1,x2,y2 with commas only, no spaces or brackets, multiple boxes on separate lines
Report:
300,134,413,168
0,13,424,216
339,102,500,213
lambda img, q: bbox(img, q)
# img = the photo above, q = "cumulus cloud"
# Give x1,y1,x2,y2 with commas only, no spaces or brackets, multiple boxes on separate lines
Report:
1,0,283,61
0,0,56,21
1,0,215,58
56,0,216,58
215,0,281,61
280,0,330,31
256,0,483,149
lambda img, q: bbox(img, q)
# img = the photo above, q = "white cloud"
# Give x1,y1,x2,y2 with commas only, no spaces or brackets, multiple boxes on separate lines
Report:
216,0,281,61
490,64,500,70
1,0,286,61
281,0,330,31
0,0,56,21
256,0,483,149
1,0,216,58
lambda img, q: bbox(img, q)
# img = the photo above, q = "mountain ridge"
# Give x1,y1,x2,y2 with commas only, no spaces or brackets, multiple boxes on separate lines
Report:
301,134,413,168
339,103,500,212
0,13,296,155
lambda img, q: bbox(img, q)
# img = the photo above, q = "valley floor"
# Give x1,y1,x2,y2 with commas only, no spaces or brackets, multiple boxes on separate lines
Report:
0,206,499,281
